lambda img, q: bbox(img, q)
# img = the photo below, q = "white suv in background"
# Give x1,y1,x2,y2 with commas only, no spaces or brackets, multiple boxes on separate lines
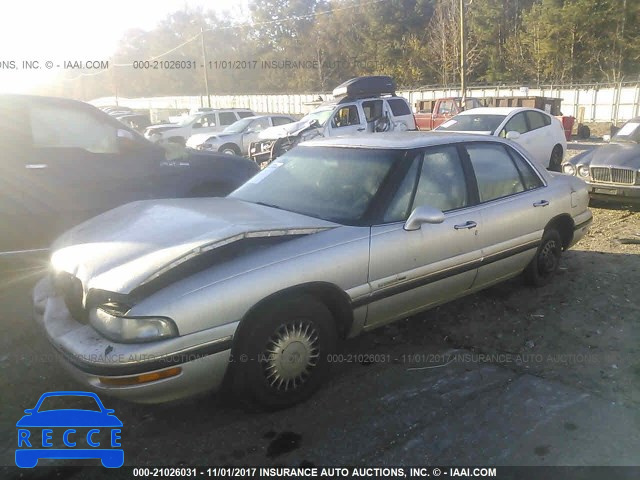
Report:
250,76,416,164
145,108,255,144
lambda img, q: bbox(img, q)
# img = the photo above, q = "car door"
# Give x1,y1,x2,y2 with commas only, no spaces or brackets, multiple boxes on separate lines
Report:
524,110,555,167
365,145,482,328
500,110,548,168
325,104,367,136
240,117,270,154
463,142,550,289
2,97,160,252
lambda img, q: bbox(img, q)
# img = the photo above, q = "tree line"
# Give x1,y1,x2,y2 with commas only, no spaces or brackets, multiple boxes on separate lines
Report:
41,0,640,100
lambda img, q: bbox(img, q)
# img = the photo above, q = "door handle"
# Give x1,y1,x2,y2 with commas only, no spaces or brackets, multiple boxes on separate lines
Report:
454,221,477,230
25,164,48,169
357,128,365,131
533,200,550,207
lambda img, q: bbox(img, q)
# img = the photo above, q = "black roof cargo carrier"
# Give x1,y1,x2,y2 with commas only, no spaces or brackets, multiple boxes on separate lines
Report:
332,76,396,101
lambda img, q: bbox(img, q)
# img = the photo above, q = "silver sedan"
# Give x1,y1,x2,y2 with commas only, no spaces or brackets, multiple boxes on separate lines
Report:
33,133,592,409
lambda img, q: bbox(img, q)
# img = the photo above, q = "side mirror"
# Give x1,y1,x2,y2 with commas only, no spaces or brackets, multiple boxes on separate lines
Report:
602,134,611,142
404,205,445,231
505,131,521,140
192,123,202,129
24,409,34,414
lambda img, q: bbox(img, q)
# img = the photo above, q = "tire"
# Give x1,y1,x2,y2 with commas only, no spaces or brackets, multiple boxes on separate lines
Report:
232,295,337,410
219,144,241,155
548,145,563,171
577,124,591,139
524,229,562,287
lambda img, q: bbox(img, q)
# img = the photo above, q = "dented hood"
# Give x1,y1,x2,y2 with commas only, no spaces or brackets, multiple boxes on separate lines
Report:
51,198,337,295
257,119,321,140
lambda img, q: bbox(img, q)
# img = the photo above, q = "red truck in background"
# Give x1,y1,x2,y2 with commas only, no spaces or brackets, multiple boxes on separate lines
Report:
414,97,483,130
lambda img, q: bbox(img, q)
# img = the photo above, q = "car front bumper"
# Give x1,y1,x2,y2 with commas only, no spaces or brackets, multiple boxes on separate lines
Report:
585,181,640,202
33,276,236,404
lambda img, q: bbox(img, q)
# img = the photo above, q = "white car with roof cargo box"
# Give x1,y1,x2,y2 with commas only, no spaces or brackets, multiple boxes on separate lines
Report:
249,76,416,164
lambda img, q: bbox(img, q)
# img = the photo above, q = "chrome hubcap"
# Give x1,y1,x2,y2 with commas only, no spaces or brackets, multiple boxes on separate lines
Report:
261,320,320,392
539,240,559,275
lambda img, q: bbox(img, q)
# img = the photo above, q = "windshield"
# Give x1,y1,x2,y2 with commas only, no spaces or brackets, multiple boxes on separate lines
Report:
222,117,253,134
230,146,399,223
176,114,199,126
299,106,335,127
436,114,506,134
612,121,640,143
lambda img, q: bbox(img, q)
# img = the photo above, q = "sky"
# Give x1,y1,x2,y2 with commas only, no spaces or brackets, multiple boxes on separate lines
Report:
0,0,248,93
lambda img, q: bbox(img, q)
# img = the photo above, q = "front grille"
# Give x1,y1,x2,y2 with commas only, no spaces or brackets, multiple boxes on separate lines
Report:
612,168,635,185
52,272,87,323
590,167,636,185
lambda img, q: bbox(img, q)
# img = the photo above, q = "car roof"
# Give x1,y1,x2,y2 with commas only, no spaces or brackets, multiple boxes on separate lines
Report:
301,131,514,150
457,106,547,116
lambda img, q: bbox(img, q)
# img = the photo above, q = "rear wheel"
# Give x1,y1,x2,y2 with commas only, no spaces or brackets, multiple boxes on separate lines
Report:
548,145,563,171
524,229,562,286
232,295,337,410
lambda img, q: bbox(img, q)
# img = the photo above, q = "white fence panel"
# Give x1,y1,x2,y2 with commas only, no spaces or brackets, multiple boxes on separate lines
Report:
91,83,640,123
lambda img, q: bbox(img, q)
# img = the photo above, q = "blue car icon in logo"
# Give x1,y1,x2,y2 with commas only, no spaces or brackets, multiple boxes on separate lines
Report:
16,391,123,468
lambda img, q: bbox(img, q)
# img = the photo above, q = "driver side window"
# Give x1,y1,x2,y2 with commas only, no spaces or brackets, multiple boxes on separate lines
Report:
200,114,217,127
383,147,469,222
30,103,118,154
331,105,361,128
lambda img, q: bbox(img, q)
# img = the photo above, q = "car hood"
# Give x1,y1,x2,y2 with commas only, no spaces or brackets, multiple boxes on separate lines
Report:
435,129,493,135
146,124,180,135
257,119,320,140
185,132,225,148
51,198,338,295
16,410,123,427
580,142,640,168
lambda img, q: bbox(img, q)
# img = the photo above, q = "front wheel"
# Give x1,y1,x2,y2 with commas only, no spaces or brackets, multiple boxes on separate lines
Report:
219,144,241,155
232,295,337,410
524,229,562,286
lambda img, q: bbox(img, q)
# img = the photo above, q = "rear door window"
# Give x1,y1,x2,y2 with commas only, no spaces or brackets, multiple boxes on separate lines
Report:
525,111,547,130
466,143,526,202
218,112,238,126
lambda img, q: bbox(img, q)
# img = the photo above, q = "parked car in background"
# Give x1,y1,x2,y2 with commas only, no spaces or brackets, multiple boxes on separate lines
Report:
0,94,259,255
33,132,591,410
116,114,152,133
186,115,295,155
414,97,483,130
249,76,416,164
562,117,640,202
144,108,255,145
435,107,567,171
